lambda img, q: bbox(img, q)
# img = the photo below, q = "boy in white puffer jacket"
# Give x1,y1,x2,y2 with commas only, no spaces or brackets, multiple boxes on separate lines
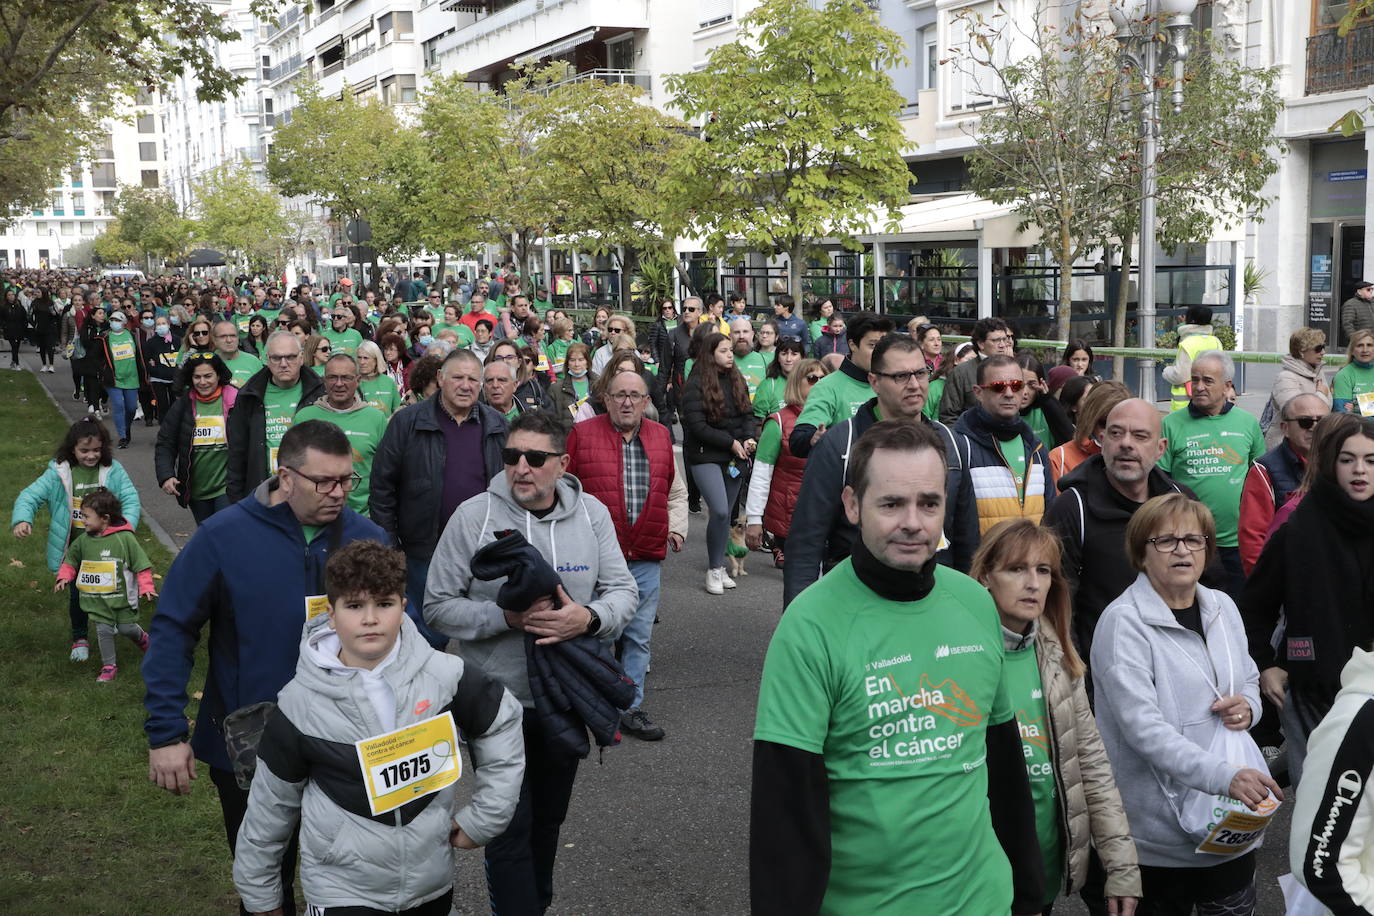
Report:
233,541,525,915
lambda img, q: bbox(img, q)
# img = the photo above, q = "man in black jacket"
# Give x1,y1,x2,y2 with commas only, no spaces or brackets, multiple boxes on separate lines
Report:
783,334,975,607
370,348,507,643
665,295,702,394
226,331,323,502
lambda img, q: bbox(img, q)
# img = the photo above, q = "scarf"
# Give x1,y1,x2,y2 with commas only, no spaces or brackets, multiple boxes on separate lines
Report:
966,405,1026,442
1354,359,1374,371
850,534,937,603
191,386,224,403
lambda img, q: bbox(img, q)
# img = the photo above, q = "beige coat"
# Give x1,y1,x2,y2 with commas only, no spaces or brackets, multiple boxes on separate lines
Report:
1264,355,1331,448
1036,626,1142,899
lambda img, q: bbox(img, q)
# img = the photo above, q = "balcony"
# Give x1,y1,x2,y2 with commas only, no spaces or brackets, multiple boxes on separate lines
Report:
435,0,648,80
346,44,377,66
266,53,304,85
545,68,650,93
1307,23,1374,95
269,5,302,39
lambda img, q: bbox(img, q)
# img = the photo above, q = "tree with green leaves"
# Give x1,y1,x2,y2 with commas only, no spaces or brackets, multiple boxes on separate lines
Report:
0,0,247,220
91,221,140,266
662,0,912,301
192,158,288,273
113,185,195,269
267,82,403,286
537,76,696,310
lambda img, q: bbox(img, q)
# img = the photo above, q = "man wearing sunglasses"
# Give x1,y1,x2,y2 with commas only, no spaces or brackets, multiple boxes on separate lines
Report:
666,296,703,402
953,354,1055,542
294,354,388,517
370,349,508,642
1238,392,1327,575
144,420,386,916
783,334,974,607
425,411,637,914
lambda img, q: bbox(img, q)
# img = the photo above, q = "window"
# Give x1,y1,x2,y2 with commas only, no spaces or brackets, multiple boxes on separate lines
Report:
52,197,64,216
70,169,83,188
60,222,74,236
92,163,115,187
137,113,155,134
141,170,160,188
98,190,115,214
609,36,634,71
38,249,50,264
1316,0,1355,30
139,142,157,161
80,222,95,235
135,88,153,105
381,74,417,105
378,11,412,44
698,0,732,28
73,195,86,216
925,36,937,90
34,222,48,234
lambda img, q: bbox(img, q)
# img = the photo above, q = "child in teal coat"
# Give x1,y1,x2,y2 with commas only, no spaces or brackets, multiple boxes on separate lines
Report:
10,417,141,661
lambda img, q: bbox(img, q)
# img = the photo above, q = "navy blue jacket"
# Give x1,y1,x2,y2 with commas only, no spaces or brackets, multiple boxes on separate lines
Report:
142,481,387,770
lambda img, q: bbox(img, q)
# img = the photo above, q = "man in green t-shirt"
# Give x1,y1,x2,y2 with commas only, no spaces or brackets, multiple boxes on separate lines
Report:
729,317,768,398
226,330,325,501
790,312,896,458
294,354,388,516
213,321,263,388
320,306,364,356
752,420,1043,914
1158,350,1263,596
482,360,524,423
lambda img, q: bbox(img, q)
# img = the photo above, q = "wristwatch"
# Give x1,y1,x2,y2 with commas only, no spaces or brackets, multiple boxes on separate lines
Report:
584,608,601,636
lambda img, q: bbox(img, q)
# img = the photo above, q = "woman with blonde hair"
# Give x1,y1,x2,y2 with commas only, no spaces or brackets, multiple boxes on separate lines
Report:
1264,327,1330,446
1334,328,1374,415
355,339,400,416
972,519,1140,915
745,358,829,567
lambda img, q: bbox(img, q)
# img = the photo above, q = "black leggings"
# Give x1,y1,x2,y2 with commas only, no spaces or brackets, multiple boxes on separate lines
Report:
6,337,19,364
37,336,57,366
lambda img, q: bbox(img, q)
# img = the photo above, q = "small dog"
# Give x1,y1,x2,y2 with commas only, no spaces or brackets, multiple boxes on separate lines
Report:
726,515,750,579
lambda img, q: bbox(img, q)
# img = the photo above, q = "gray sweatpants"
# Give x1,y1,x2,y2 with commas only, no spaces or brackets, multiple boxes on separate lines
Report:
95,621,146,667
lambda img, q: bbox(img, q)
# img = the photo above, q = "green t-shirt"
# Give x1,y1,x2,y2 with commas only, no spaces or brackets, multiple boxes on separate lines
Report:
1333,362,1374,414
189,396,229,501
220,350,263,388
263,381,302,472
436,322,475,346
231,312,253,336
359,375,401,416
503,406,522,423
107,329,139,389
754,562,1015,914
1024,407,1054,451
547,338,573,375
923,378,945,423
532,297,553,314
754,376,786,419
320,326,364,357
301,523,323,544
794,368,873,432
736,351,769,399
69,464,103,539
571,378,589,402
998,435,1028,502
62,528,152,624
256,307,282,326
1159,405,1265,547
293,403,388,515
755,415,783,465
1005,642,1063,906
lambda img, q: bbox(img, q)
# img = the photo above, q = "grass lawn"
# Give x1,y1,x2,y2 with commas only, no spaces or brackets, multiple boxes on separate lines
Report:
0,370,236,913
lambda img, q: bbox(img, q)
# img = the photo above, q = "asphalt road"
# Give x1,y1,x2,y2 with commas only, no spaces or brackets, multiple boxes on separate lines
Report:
16,351,1299,915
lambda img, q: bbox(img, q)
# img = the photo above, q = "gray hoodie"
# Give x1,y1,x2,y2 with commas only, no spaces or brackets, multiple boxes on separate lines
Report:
232,614,525,913
1091,573,1261,868
423,472,638,706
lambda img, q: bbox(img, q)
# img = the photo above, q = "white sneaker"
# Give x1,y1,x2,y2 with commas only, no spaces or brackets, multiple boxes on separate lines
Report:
721,569,737,589
705,567,724,595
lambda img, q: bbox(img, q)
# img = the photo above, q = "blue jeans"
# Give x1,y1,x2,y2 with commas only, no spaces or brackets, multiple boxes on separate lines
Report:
621,561,662,710
105,386,140,439
404,554,449,649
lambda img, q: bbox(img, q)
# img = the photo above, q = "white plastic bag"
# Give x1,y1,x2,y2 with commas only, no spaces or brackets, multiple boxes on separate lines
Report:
1278,872,1329,916
1173,725,1280,856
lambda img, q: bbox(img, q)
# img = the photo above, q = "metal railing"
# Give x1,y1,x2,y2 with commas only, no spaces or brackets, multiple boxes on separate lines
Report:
346,45,376,65
320,59,344,78
270,5,302,37
544,69,651,93
315,3,339,25
1306,23,1374,94
266,53,302,84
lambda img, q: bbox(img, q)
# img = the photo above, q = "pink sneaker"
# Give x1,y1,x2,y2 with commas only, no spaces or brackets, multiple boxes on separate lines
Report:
137,632,149,654
96,665,117,683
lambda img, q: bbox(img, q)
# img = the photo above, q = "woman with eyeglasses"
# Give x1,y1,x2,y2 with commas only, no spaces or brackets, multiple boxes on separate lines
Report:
1094,494,1277,916
1265,327,1331,447
155,354,238,525
744,358,828,568
1240,414,1374,787
752,338,804,420
1334,330,1374,416
681,332,758,595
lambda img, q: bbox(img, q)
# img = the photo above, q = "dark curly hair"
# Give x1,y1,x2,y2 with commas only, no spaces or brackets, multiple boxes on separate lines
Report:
56,417,112,467
326,540,407,604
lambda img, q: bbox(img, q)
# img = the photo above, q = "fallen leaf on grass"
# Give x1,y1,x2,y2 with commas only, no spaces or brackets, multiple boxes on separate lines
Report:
9,558,23,567
153,574,163,579
27,581,37,588
192,691,203,700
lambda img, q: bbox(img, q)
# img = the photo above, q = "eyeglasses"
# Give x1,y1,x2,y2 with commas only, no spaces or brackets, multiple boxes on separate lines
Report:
283,465,362,494
1313,344,1327,352
804,373,824,384
324,374,357,383
266,353,301,363
873,367,929,385
316,346,331,354
191,330,210,337
983,334,1012,346
607,392,648,402
493,353,518,362
501,447,564,467
1284,416,1323,430
683,306,700,313
1146,534,1209,553
981,379,1025,394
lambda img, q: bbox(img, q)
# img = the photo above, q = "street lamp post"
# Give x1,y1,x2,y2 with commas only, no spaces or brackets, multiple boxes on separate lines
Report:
1110,0,1196,404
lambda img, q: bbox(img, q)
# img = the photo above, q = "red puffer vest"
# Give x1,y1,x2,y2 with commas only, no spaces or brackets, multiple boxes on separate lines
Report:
566,414,674,561
763,404,806,538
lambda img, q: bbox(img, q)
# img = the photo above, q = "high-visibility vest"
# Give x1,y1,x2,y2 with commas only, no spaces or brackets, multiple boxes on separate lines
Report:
1169,331,1222,411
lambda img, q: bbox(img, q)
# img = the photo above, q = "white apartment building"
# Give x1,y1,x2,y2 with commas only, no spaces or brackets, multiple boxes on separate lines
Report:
0,92,164,270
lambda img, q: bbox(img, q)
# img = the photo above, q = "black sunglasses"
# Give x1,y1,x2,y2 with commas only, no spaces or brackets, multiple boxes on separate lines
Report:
501,447,563,468
1285,416,1321,430
804,373,824,384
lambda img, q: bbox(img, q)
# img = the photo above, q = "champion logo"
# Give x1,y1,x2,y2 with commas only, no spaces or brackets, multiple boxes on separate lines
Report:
413,700,432,716
934,644,984,659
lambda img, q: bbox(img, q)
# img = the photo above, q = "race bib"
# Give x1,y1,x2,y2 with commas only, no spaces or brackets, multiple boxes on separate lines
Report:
159,352,178,368
355,713,462,815
110,340,134,361
1358,391,1374,418
1195,794,1280,856
70,496,85,527
76,560,117,595
269,446,279,473
192,415,226,447
305,594,330,620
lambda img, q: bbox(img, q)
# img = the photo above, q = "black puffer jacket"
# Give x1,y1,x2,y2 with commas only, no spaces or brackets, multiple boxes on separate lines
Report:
680,366,758,466
368,396,508,561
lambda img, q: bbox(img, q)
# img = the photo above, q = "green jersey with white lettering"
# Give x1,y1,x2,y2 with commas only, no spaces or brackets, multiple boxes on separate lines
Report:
1159,405,1264,547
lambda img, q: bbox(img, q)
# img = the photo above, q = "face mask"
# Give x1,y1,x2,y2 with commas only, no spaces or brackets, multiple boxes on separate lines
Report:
155,325,169,336
419,335,434,348
569,368,587,379
109,321,125,332
142,318,154,329
170,316,182,326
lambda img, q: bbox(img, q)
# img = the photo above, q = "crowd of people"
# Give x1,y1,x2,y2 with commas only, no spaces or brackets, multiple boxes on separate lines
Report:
7,265,1374,915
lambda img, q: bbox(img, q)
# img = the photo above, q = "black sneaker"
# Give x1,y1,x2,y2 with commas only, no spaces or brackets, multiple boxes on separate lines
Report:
117,437,130,449
620,707,665,741
688,497,701,514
